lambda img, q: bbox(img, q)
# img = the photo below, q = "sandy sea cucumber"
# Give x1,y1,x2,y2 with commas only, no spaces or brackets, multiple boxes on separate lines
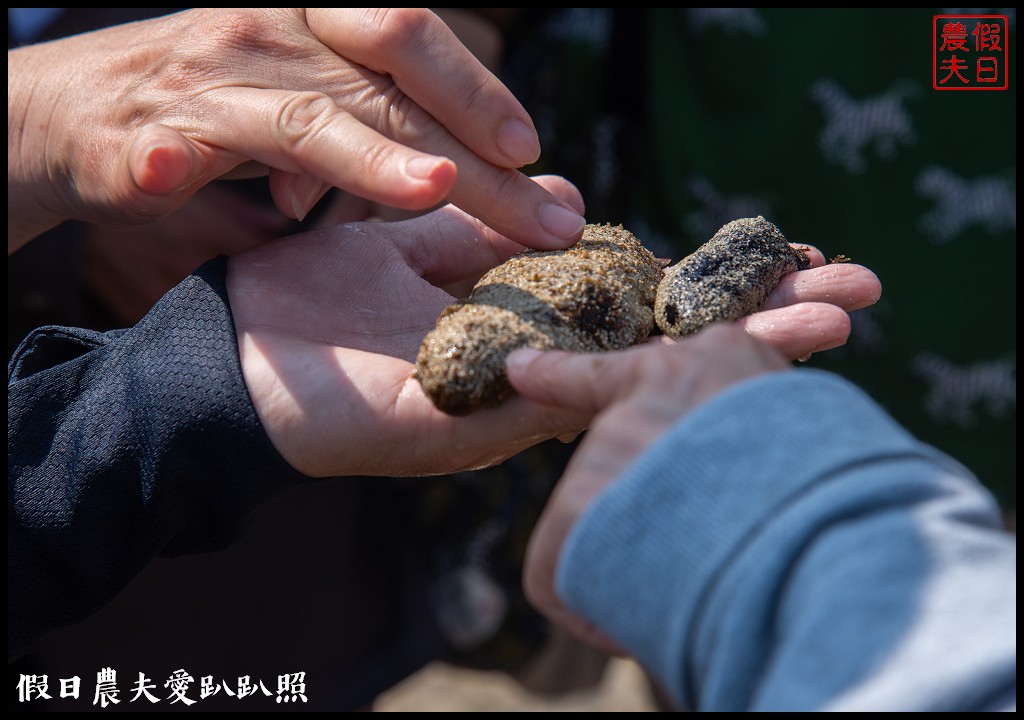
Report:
416,217,808,415
414,224,662,415
655,216,810,338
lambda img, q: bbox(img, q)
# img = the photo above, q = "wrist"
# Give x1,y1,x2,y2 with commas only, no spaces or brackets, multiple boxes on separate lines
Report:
7,45,76,252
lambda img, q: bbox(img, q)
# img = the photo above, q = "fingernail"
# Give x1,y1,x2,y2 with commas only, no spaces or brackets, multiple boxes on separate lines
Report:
290,174,328,222
539,203,586,240
406,156,445,180
498,118,541,166
507,348,542,374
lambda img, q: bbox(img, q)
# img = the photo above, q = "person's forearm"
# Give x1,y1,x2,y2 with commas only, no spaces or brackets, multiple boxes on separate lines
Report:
7,257,310,661
557,370,1015,711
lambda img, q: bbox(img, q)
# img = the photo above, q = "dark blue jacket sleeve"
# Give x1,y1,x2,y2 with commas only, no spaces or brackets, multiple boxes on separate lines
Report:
7,257,311,661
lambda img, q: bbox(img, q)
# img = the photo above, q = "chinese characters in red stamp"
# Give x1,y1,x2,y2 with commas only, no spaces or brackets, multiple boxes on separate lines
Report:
933,15,1009,90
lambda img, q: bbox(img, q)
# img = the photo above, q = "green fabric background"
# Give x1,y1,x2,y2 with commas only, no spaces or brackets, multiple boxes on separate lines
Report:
504,8,1016,506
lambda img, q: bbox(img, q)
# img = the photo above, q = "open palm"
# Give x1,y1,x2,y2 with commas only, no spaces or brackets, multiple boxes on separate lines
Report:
227,183,880,478
228,177,591,477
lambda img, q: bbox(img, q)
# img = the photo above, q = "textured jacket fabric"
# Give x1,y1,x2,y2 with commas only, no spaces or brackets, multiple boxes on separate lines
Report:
8,258,310,662
558,370,1016,711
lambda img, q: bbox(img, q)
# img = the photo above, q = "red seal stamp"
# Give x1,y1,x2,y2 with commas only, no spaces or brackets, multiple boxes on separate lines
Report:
933,15,1009,90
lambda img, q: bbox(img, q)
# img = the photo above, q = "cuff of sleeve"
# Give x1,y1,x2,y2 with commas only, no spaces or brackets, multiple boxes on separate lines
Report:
553,369,956,709
8,257,312,660
131,256,314,551
10,256,310,554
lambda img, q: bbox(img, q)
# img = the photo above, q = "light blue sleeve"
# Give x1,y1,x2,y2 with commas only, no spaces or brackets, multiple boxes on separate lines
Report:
556,369,1016,711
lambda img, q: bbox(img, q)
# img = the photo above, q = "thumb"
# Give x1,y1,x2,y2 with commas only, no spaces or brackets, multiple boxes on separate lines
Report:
126,123,201,197
507,348,634,413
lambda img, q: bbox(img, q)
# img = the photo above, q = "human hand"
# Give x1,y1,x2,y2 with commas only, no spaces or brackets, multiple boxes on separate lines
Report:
506,326,789,653
7,8,584,253
507,254,882,653
227,175,589,478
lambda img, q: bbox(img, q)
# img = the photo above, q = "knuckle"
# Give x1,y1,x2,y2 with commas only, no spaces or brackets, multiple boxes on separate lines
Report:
274,92,339,151
189,9,291,64
369,7,431,51
358,141,397,178
203,9,274,51
460,71,494,116
385,92,433,143
154,10,302,98
489,169,528,208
